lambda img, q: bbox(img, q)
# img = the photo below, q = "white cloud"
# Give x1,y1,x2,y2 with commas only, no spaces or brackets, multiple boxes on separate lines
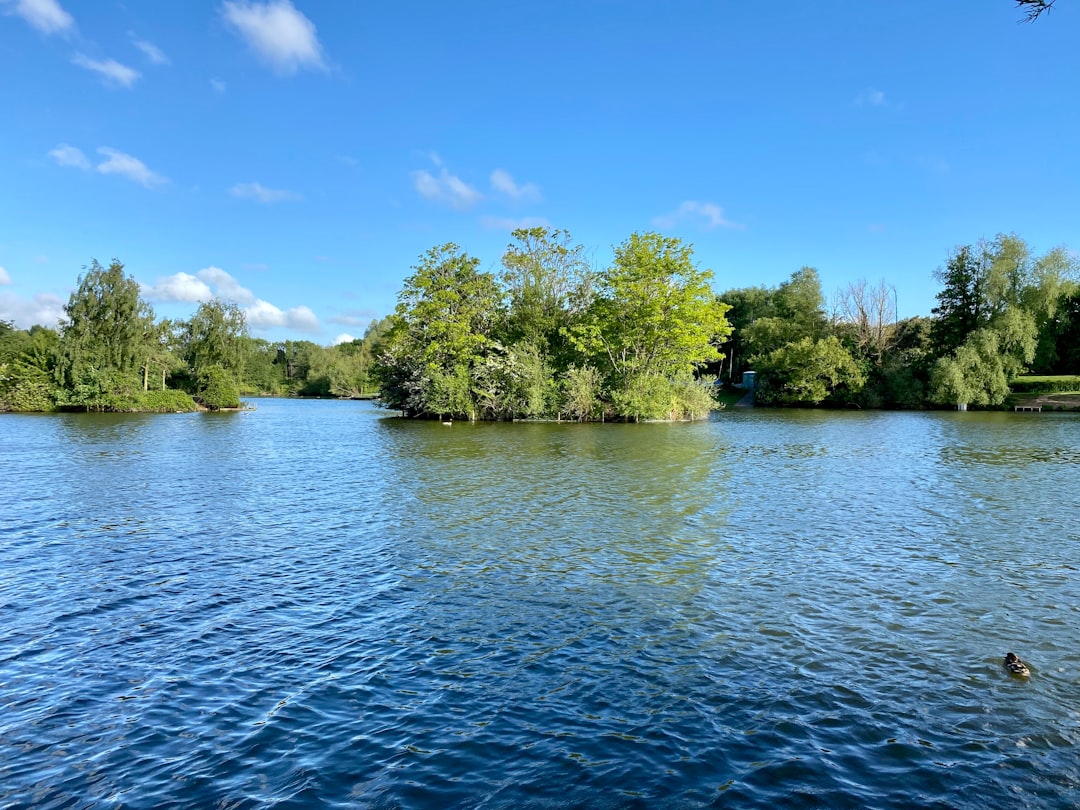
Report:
412,168,483,210
210,77,227,94
140,272,214,303
72,53,140,88
246,299,320,332
96,147,167,188
196,266,256,304
2,0,73,35
48,143,89,169
133,38,169,65
0,266,10,285
490,169,542,202
856,87,886,106
230,181,301,203
0,290,66,329
332,332,355,346
652,200,744,231
479,215,552,231
143,265,320,334
221,0,326,75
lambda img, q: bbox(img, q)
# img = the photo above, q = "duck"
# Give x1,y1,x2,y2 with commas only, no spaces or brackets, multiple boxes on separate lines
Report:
1004,652,1030,677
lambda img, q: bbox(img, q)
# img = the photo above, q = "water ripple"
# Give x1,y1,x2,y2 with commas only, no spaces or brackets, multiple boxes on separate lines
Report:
2,404,1079,807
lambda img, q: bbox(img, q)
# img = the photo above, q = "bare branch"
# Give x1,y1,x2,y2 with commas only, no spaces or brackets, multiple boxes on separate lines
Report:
1016,0,1057,22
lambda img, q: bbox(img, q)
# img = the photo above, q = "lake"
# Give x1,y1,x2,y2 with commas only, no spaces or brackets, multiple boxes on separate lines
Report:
2,399,1078,808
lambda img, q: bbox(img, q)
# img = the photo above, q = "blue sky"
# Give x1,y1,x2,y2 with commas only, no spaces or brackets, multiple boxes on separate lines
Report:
2,0,1077,344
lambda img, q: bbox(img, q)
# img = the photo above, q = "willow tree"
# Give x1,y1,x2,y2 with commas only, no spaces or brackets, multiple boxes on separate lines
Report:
59,259,152,387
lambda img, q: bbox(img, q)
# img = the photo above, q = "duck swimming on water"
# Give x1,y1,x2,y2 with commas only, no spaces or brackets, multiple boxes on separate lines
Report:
1004,652,1030,677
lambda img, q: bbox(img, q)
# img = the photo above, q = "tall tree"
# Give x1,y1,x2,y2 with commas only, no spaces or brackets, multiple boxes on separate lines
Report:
576,232,731,381
833,278,897,365
500,227,593,357
930,244,987,356
59,259,151,388
183,300,248,379
374,243,502,418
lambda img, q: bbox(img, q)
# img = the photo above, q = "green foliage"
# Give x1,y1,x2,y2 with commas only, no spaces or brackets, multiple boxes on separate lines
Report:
0,361,59,412
501,227,592,364
198,364,241,410
1010,375,1080,394
57,366,144,412
374,244,502,418
577,232,731,381
183,300,248,379
931,244,987,356
755,336,866,406
560,364,603,421
608,372,717,421
136,389,199,412
928,329,1010,407
60,259,153,388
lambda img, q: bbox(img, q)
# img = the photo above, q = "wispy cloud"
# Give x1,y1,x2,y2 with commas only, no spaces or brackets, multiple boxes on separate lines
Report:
652,200,744,231
856,87,886,106
0,290,66,329
96,147,167,188
142,266,321,333
0,266,11,285
71,53,140,88
48,143,89,169
328,308,378,328
412,167,483,210
2,0,74,35
490,169,542,202
210,77,227,94
479,215,552,231
230,181,301,203
49,143,166,188
132,36,169,65
221,0,326,75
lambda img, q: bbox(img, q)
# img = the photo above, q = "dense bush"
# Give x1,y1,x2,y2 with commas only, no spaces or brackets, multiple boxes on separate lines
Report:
198,364,241,410
1010,376,1080,394
138,389,199,412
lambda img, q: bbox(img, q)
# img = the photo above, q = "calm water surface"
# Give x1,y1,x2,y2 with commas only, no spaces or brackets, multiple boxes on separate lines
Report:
2,400,1079,808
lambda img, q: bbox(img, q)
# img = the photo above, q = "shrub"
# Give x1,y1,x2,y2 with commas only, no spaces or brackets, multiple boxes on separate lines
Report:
198,365,241,410
137,389,199,412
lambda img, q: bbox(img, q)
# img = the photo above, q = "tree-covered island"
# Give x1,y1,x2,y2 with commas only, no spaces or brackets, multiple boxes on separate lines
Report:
2,228,1078,418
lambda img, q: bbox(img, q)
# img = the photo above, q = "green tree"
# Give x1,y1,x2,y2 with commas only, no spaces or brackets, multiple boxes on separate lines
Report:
928,329,1011,408
374,243,503,418
500,227,593,360
715,285,772,382
741,267,828,359
198,364,241,410
575,232,731,384
754,336,866,406
930,244,987,357
183,300,248,381
59,259,152,390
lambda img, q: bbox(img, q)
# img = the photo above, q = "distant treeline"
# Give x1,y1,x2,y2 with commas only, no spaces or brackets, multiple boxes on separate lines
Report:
2,229,1077,416
0,259,388,413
